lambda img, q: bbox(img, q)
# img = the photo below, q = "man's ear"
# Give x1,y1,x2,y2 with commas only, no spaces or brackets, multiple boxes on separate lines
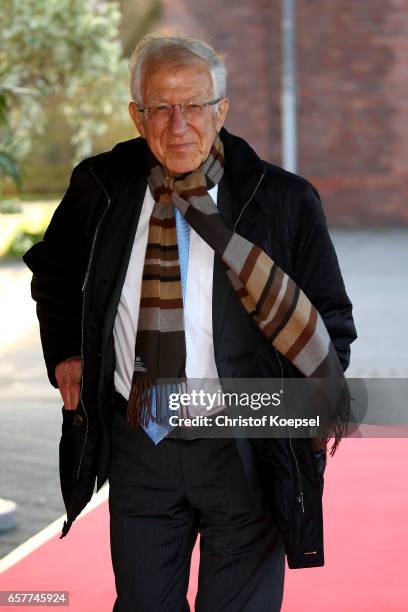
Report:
216,98,230,132
129,101,145,138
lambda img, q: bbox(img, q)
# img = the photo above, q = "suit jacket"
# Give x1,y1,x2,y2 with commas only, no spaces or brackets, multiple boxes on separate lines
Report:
23,128,357,568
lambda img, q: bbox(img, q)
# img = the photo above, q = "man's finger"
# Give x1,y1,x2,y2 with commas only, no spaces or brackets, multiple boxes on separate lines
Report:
59,386,70,409
69,385,80,410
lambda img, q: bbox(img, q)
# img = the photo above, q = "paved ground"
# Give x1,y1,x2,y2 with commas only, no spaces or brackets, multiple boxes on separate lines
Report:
0,262,63,560
331,230,408,377
0,229,407,560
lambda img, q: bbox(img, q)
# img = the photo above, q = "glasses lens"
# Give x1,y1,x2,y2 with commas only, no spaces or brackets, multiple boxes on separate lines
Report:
184,103,205,119
149,104,172,119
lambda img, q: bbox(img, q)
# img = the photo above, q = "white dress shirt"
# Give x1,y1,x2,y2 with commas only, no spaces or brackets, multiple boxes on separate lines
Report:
113,184,219,399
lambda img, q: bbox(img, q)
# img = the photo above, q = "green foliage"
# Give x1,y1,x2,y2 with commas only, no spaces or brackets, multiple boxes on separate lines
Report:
6,228,44,257
0,0,129,194
0,151,21,187
0,93,8,125
0,198,22,213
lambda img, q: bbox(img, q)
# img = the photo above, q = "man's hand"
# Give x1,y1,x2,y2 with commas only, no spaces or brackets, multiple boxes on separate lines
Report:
55,356,82,410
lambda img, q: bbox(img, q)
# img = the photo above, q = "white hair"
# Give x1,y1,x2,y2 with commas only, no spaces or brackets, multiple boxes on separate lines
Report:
128,33,228,104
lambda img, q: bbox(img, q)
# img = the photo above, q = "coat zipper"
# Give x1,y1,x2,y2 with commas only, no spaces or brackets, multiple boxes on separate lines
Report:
80,169,111,292
76,166,112,479
275,350,305,513
233,172,265,232
231,168,305,513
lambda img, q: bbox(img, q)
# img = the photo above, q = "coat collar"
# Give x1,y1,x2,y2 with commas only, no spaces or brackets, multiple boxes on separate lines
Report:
220,127,265,213
89,128,266,223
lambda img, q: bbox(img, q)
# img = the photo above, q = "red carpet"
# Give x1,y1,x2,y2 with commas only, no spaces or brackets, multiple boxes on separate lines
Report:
281,437,408,611
1,438,407,611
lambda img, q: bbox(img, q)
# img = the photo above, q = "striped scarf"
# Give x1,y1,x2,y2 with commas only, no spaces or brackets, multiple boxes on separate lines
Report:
127,134,350,455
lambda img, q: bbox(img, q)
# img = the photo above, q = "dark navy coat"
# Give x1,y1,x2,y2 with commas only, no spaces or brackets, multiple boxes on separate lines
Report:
23,128,357,569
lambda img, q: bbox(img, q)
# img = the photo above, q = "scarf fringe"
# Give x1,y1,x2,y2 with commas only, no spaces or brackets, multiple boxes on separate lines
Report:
312,393,352,456
127,380,188,429
127,380,155,428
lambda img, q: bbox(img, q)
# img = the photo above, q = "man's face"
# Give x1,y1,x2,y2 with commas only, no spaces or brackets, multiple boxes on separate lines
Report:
129,63,229,176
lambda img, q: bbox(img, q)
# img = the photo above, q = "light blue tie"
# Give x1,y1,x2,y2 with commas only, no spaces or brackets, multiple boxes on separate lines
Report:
142,208,190,444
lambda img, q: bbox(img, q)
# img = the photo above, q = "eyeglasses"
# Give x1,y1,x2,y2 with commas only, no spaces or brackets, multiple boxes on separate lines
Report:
137,98,222,121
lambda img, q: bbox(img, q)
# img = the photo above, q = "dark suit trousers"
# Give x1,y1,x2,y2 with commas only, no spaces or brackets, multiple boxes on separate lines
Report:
108,404,285,612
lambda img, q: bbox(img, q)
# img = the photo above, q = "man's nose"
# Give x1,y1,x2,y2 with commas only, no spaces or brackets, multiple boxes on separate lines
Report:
168,105,188,134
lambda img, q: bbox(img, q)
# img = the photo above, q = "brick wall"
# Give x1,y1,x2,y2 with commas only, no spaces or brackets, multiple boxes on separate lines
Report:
161,0,282,164
161,0,408,225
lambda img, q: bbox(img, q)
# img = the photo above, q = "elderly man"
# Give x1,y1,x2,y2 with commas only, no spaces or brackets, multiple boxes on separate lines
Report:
23,34,356,611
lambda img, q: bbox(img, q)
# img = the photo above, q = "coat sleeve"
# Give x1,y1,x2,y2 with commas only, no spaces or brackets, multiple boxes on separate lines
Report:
291,183,357,371
22,166,87,388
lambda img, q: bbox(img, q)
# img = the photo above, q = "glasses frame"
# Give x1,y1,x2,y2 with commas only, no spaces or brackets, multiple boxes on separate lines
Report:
137,97,223,120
